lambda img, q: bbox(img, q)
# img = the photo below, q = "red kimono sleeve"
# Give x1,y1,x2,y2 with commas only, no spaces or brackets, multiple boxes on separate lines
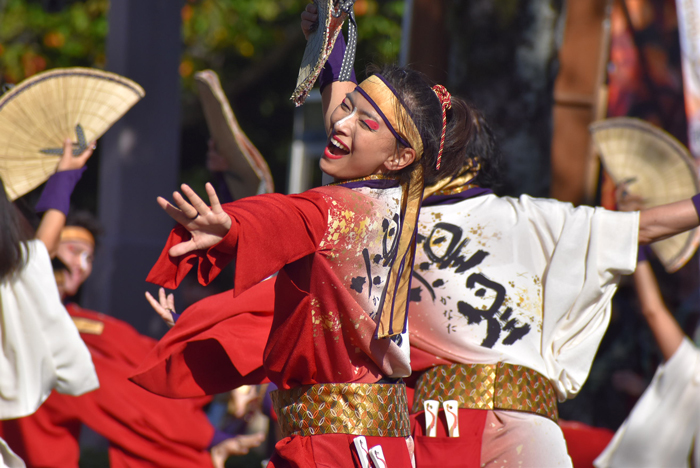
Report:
146,191,329,295
130,278,275,398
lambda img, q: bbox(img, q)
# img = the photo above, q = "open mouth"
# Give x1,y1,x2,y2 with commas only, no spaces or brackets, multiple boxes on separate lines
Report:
324,135,349,160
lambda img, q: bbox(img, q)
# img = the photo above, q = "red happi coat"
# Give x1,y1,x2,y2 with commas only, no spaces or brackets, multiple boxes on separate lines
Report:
131,278,275,398
144,186,411,390
139,185,414,467
0,304,216,468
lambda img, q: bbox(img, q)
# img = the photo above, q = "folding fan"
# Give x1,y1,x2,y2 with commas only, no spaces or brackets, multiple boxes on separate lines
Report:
195,70,274,200
291,0,356,106
590,117,700,272
0,67,145,200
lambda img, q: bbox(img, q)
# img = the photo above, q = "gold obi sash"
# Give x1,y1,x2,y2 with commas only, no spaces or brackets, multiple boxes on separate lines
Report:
413,363,559,422
271,382,411,438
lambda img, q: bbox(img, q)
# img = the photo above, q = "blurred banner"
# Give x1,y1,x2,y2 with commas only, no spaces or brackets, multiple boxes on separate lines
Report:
676,0,700,158
607,0,686,141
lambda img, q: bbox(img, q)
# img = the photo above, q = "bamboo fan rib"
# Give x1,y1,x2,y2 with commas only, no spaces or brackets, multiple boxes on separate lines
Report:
195,70,274,200
590,117,700,272
292,0,348,106
0,68,145,200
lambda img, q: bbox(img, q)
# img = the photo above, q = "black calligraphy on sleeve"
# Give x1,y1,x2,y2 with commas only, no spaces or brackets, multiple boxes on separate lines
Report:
410,222,531,348
349,214,400,313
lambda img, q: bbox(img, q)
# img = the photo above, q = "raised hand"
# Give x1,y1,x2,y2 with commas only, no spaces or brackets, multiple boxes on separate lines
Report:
145,287,176,328
615,178,645,212
157,182,232,257
56,138,96,172
301,2,318,40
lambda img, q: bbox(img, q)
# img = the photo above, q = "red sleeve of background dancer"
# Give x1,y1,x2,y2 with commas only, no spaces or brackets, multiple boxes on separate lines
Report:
69,354,215,467
146,192,328,293
0,392,81,468
130,278,275,398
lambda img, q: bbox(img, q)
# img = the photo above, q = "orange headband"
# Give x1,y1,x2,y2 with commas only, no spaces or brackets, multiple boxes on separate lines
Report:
60,226,95,247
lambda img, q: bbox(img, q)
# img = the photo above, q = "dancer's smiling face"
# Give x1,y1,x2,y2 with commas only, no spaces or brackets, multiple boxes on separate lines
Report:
321,90,415,181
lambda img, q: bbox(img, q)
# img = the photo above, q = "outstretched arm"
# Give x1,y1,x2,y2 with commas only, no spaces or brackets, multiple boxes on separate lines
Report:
616,181,700,245
638,199,699,244
633,259,685,361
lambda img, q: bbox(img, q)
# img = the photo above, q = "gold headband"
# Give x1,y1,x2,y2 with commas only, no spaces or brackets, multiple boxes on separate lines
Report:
60,226,95,247
348,74,426,338
356,75,424,159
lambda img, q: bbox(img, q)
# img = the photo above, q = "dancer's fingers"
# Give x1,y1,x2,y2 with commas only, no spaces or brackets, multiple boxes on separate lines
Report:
180,184,210,215
169,239,198,257
158,287,168,305
157,196,190,225
173,190,200,220
74,141,96,166
205,183,223,213
145,292,175,327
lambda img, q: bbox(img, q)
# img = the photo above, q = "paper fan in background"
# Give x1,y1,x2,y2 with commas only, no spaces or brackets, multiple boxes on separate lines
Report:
195,70,274,200
0,67,145,200
590,117,700,272
291,0,350,106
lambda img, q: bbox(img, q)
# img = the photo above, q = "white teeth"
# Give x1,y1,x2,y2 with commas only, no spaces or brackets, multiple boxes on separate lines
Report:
330,139,346,151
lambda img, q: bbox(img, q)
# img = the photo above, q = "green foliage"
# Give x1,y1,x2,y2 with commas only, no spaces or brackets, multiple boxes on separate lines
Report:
0,0,109,83
0,0,404,193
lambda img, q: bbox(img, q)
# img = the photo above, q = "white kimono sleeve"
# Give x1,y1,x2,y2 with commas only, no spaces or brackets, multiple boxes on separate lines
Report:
525,198,639,401
595,338,700,468
0,240,99,419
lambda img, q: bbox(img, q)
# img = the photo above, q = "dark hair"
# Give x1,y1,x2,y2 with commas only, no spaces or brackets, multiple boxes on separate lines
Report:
66,210,103,248
0,177,29,281
370,64,503,189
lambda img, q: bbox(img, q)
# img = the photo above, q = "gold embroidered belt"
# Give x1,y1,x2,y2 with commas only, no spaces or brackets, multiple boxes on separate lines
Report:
271,382,411,438
413,363,559,422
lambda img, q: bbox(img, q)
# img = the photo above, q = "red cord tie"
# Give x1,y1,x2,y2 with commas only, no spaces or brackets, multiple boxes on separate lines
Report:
432,84,452,170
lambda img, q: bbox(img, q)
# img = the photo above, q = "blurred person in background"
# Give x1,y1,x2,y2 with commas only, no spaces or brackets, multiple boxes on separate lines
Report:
0,140,99,467
595,191,700,468
0,211,264,468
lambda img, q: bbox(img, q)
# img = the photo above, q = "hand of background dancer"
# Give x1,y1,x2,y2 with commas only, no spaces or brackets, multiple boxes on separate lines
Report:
35,139,96,257
157,182,232,257
210,432,266,468
615,179,645,212
300,2,318,40
56,137,96,172
144,287,176,327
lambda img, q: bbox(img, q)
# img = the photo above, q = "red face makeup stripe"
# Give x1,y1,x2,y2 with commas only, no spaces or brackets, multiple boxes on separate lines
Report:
365,120,380,130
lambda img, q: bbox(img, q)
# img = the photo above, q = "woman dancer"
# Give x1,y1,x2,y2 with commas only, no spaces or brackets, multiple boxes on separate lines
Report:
402,117,700,467
144,54,470,467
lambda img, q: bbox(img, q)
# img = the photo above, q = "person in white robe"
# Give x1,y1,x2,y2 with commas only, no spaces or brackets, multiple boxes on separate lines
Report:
595,255,700,468
0,140,98,467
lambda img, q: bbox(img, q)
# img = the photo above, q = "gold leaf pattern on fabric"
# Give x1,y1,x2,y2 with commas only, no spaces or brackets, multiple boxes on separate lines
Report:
271,383,411,437
422,164,480,200
413,363,558,422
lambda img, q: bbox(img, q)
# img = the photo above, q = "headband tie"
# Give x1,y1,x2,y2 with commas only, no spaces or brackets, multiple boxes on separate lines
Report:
432,84,452,170
60,226,95,247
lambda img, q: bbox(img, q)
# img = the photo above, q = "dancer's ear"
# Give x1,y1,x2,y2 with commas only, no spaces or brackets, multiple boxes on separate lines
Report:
383,147,416,172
